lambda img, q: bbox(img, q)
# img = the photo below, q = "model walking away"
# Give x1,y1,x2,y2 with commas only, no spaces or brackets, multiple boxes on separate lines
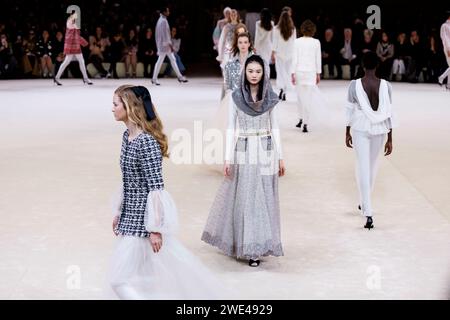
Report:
254,8,274,72
345,52,398,230
291,20,322,133
272,10,296,101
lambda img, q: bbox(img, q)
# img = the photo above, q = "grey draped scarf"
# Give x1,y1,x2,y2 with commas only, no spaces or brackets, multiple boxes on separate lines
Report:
232,61,279,116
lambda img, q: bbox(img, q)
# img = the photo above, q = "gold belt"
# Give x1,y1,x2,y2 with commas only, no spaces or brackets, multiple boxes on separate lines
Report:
238,131,271,137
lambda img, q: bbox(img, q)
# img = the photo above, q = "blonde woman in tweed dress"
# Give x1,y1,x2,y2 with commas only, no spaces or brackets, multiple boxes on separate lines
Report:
107,85,225,299
202,55,285,267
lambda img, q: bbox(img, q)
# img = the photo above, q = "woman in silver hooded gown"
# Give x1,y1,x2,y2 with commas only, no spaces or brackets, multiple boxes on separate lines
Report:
202,55,286,267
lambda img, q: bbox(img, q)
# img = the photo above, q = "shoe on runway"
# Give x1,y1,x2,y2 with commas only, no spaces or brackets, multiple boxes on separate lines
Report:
249,259,260,267
364,217,374,230
151,79,161,86
178,77,188,83
302,124,308,133
53,78,62,86
83,79,93,85
296,119,303,128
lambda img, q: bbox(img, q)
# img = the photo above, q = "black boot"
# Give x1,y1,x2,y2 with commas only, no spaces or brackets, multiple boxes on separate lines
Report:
296,119,303,128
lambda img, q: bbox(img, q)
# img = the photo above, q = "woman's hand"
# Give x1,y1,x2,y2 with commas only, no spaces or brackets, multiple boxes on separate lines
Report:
223,161,231,177
279,159,286,177
345,132,353,148
384,140,393,156
316,74,321,85
112,215,119,236
291,73,296,86
149,232,163,253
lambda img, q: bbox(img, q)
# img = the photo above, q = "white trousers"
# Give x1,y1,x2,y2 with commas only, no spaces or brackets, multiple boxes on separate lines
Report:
152,52,183,80
352,130,386,217
55,54,89,80
438,55,450,83
295,85,314,124
392,59,405,75
275,56,291,91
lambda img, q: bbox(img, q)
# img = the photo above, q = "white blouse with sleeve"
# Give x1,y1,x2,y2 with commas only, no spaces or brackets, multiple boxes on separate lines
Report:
346,79,398,135
272,26,296,60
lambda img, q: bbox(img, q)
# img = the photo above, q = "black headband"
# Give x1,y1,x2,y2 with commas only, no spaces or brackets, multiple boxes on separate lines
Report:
131,86,156,121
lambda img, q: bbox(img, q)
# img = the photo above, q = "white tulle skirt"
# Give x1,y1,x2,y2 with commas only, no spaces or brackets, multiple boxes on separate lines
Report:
105,235,228,300
105,189,230,300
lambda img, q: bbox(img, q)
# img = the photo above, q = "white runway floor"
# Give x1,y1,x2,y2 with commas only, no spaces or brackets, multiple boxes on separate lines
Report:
1,78,449,299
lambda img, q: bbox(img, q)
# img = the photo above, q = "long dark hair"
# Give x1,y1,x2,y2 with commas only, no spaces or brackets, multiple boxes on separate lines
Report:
260,8,273,31
277,10,294,40
243,55,265,101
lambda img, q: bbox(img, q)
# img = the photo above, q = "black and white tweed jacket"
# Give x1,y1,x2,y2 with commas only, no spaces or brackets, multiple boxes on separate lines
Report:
117,130,164,237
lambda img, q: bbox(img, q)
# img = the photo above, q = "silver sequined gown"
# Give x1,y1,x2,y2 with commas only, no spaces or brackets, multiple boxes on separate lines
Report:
224,56,244,92
201,101,284,260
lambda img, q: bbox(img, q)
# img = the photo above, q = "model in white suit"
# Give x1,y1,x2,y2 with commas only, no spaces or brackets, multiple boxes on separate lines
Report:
272,26,296,100
151,8,187,85
291,36,322,132
345,55,397,229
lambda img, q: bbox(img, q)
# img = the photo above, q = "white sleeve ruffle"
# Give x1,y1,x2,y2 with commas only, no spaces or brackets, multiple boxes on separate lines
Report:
110,184,123,218
144,189,179,235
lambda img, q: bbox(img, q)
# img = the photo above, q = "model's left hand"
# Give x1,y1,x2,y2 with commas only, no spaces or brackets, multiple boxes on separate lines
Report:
447,50,450,58
316,74,321,85
279,159,286,177
112,215,119,236
149,232,163,253
345,132,353,148
384,140,393,156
